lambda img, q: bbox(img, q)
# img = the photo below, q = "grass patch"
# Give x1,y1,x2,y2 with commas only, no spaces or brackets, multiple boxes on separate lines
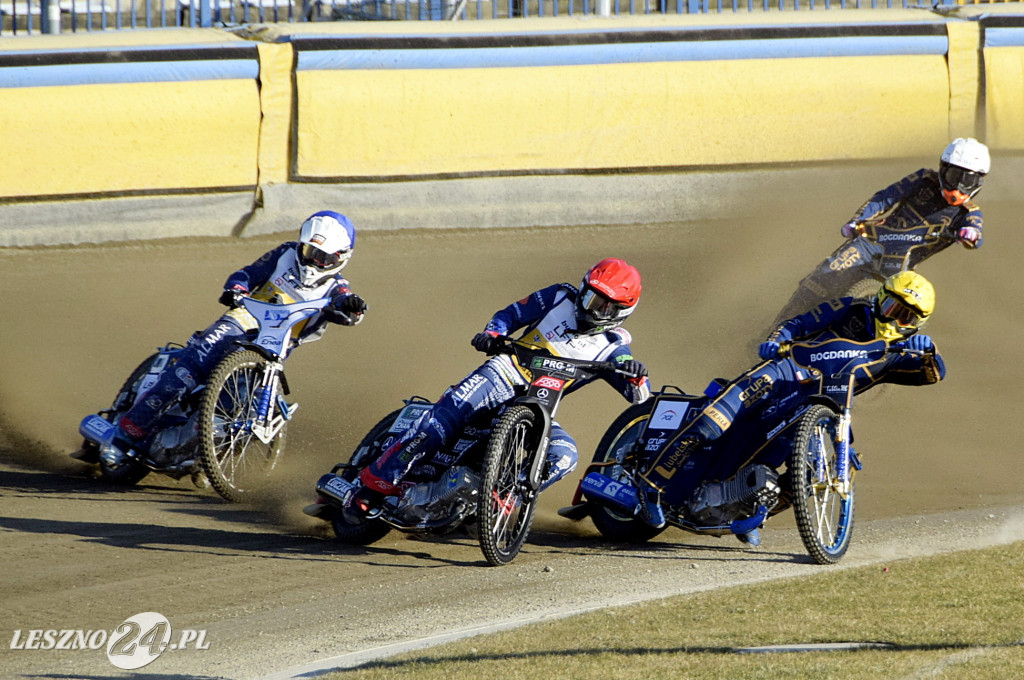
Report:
324,542,1024,679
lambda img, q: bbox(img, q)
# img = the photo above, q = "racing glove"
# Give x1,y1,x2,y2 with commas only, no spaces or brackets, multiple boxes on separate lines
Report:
471,331,502,355
615,359,648,380
337,293,367,315
758,341,781,360
893,334,935,353
219,284,248,309
840,221,863,239
957,226,981,248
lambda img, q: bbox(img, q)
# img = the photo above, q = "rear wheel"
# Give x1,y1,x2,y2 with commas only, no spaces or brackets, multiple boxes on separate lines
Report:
329,409,399,545
789,404,855,564
478,405,540,566
96,353,159,486
588,401,665,543
844,277,882,301
199,351,284,502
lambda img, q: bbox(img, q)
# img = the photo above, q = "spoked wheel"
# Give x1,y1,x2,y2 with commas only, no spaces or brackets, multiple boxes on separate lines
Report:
329,409,398,546
478,405,540,566
789,404,855,564
199,350,285,502
96,353,159,486
587,401,665,543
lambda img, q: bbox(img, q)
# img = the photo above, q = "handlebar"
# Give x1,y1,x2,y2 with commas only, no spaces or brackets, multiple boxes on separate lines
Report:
484,335,645,380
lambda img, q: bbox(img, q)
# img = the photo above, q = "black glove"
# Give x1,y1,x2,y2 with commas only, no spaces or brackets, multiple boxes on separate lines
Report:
218,287,247,309
616,359,648,379
338,294,367,315
472,332,503,355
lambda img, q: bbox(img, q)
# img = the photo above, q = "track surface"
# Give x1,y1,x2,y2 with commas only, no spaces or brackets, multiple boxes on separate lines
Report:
2,168,1023,678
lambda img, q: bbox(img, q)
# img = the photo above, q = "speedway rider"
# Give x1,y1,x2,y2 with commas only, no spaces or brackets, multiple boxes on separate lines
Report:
636,271,946,538
95,211,367,466
778,138,988,319
340,257,652,522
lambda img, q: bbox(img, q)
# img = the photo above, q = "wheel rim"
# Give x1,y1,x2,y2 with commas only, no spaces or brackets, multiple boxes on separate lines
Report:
488,418,534,558
595,416,647,522
803,416,853,556
210,364,279,493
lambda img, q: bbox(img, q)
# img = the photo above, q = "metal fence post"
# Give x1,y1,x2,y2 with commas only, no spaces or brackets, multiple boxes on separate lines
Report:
42,0,62,33
597,0,611,15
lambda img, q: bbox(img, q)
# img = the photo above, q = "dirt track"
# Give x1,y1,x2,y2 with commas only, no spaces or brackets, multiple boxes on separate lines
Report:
2,167,1023,678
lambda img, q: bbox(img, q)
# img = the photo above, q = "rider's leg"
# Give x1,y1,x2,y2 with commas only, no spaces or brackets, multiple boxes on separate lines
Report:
115,317,245,454
351,358,521,517
539,422,578,492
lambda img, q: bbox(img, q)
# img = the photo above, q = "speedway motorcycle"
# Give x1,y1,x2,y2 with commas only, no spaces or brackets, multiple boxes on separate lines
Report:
774,218,959,323
306,339,640,566
560,337,905,565
74,296,331,502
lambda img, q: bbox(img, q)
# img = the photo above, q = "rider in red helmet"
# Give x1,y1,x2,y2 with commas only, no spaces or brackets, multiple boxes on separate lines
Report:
338,258,651,522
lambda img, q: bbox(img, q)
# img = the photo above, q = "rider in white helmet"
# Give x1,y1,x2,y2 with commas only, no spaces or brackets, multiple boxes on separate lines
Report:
840,137,989,250
107,211,367,463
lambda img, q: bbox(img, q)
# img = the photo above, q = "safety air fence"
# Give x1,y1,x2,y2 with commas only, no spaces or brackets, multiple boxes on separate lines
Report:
0,10,1022,245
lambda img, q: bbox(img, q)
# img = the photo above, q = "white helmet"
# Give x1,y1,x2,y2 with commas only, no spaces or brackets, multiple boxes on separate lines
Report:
297,211,355,287
939,138,990,205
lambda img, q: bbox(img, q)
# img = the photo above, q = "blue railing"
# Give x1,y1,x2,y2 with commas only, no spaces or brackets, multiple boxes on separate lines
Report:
0,0,1013,35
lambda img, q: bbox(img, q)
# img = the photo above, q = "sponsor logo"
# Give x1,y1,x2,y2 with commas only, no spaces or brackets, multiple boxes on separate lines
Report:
766,421,786,440
310,234,327,246
739,374,774,406
878,233,924,243
706,407,731,430
532,376,564,391
810,349,867,362
452,374,487,405
645,437,667,451
531,357,578,375
9,612,209,671
828,245,862,272
650,401,688,430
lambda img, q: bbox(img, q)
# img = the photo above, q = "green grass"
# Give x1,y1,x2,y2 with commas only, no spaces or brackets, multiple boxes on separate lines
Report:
325,542,1024,679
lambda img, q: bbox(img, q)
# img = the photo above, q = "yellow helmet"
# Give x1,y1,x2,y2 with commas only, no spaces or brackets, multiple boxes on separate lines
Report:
874,271,935,341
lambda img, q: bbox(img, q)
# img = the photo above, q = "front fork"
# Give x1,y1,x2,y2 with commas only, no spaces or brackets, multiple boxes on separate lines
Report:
251,362,295,444
831,409,853,498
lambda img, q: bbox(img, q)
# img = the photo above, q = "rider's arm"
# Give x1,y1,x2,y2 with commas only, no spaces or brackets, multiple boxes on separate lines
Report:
602,336,651,404
849,169,929,223
954,203,984,249
483,284,568,336
863,346,946,390
767,297,860,344
223,242,296,293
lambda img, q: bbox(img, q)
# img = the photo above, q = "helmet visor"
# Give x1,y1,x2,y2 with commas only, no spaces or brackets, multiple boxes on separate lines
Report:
580,287,631,322
299,243,345,271
940,163,985,194
878,293,925,329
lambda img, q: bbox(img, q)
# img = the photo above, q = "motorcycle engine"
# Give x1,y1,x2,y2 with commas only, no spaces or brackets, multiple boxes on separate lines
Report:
393,466,481,526
686,464,780,526
146,410,200,471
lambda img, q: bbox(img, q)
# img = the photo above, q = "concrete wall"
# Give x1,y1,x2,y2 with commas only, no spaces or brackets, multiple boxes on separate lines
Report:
0,9,1021,246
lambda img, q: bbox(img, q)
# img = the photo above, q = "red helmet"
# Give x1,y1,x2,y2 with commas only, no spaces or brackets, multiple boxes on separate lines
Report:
576,258,642,334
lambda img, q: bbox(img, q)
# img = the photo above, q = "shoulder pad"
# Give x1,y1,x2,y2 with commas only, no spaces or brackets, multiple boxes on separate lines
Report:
607,327,632,345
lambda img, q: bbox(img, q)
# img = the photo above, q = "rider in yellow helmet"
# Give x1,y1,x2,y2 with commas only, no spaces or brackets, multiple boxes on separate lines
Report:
636,270,945,533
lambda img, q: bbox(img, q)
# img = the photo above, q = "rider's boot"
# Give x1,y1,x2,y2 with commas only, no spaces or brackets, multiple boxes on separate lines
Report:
736,528,761,548
636,485,666,529
342,467,400,523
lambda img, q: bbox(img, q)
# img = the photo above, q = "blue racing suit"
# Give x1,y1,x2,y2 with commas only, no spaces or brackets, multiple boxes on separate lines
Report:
640,297,945,492
362,283,651,495
118,242,364,441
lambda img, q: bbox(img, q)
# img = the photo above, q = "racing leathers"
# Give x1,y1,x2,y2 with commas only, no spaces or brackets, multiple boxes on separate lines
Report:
639,296,945,494
117,242,365,443
776,168,983,322
360,283,651,497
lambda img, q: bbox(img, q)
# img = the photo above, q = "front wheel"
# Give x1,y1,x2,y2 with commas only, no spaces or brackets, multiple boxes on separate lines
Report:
587,401,665,543
329,408,399,546
789,404,855,565
478,405,540,566
198,350,285,502
844,277,883,301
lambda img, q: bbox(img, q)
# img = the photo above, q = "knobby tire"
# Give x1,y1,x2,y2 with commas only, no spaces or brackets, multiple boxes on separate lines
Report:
478,405,539,566
329,408,398,546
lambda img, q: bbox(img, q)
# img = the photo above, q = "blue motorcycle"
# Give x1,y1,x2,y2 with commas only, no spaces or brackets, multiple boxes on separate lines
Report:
74,296,331,502
560,337,901,565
